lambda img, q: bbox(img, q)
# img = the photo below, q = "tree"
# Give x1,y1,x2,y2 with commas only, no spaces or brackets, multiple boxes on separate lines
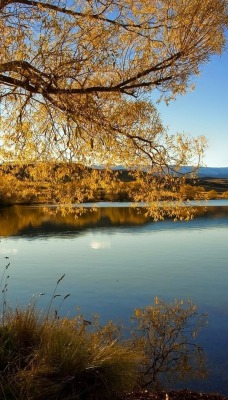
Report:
0,0,227,216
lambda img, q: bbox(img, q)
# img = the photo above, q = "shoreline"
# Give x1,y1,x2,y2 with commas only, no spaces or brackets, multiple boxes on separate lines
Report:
120,389,228,400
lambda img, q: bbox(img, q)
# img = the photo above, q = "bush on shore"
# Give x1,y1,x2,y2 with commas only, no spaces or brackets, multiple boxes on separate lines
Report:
221,191,228,199
0,269,207,400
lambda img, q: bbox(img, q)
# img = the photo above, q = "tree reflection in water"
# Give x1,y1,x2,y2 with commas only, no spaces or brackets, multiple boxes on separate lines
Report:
0,204,228,237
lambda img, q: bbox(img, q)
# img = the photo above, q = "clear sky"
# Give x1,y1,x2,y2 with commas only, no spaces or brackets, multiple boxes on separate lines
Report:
156,47,228,168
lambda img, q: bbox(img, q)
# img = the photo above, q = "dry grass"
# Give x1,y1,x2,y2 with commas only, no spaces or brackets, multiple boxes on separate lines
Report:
0,309,141,400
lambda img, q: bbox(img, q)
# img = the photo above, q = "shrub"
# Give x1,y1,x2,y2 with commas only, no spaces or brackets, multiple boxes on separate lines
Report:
179,184,205,200
130,297,207,389
221,191,228,199
206,190,218,200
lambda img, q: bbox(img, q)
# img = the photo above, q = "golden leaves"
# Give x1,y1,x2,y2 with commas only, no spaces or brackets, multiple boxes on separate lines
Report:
0,0,227,216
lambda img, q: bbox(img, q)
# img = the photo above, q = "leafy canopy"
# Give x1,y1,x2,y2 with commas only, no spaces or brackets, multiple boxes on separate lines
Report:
0,0,227,214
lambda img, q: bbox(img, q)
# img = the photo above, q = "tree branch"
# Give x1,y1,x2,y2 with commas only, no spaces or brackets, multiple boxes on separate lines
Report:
115,52,182,89
1,0,159,31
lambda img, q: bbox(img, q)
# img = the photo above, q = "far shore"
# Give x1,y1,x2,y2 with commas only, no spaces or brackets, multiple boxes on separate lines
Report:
0,177,228,206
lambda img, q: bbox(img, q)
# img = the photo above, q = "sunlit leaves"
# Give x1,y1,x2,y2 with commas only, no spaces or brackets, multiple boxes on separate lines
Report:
0,0,227,216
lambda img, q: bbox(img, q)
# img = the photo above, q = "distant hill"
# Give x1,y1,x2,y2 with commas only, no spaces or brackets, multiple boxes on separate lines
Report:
111,165,228,179
2,163,228,179
177,167,228,178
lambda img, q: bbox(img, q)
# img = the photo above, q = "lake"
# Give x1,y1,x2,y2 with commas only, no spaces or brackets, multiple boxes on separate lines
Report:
0,201,228,394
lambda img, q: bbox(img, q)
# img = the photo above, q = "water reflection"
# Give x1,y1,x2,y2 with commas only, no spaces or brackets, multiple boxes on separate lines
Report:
0,205,148,237
0,203,228,394
1,203,228,237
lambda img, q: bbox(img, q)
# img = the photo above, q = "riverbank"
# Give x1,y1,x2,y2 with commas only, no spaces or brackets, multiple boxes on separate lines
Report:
121,389,228,400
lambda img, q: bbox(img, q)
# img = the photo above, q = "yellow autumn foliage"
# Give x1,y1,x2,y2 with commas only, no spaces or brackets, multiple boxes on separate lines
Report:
0,0,227,218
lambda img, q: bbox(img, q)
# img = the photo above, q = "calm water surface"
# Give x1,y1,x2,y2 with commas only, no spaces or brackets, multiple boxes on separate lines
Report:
0,202,228,394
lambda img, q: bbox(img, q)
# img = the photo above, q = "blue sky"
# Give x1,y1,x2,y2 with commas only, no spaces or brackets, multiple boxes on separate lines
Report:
156,49,228,167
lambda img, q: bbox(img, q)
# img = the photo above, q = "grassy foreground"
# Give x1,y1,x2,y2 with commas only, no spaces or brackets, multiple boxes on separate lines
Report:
0,262,207,400
0,292,207,400
1,308,141,400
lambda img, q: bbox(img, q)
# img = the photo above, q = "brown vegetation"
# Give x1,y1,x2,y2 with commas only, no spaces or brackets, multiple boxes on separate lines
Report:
0,165,228,207
0,285,209,400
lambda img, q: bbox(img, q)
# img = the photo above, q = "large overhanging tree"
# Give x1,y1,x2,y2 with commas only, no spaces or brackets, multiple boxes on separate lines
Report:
0,0,227,217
